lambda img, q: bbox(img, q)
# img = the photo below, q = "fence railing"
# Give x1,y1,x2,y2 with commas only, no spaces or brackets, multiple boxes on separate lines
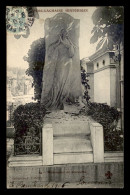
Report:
14,129,42,156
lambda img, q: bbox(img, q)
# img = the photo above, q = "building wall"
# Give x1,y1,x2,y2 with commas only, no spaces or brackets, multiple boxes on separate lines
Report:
94,68,111,105
82,51,119,107
110,68,116,107
82,62,87,72
93,53,110,71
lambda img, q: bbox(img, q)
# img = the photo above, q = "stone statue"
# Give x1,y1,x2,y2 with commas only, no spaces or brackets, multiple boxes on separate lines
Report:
41,13,83,111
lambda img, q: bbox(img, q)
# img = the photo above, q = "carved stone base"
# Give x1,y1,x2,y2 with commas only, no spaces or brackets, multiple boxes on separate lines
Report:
63,103,80,114
7,162,124,188
8,111,112,167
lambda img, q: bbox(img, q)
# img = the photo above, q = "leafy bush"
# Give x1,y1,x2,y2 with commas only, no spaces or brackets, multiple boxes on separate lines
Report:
86,102,123,151
24,38,45,102
13,103,46,138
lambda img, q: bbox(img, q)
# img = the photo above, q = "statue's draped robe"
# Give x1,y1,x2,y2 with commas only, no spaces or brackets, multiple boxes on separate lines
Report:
41,13,82,109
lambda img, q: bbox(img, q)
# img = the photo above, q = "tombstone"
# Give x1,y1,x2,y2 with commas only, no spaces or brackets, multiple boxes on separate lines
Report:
41,13,83,112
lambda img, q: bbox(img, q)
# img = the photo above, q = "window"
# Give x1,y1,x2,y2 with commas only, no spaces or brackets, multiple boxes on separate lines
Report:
97,62,99,69
102,60,105,65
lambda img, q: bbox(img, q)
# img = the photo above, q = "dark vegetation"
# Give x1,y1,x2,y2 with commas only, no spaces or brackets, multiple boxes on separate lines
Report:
13,103,46,138
86,102,123,151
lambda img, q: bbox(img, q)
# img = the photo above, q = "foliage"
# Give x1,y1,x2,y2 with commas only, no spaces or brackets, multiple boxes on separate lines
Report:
81,65,90,103
13,103,46,138
24,38,45,102
86,102,123,151
90,6,124,50
104,128,123,151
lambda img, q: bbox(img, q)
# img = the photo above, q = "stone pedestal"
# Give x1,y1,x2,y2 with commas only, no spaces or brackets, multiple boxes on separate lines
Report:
43,110,104,164
8,111,123,167
63,103,81,114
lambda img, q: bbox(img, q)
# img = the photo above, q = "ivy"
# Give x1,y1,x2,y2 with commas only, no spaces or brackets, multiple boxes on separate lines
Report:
81,65,90,103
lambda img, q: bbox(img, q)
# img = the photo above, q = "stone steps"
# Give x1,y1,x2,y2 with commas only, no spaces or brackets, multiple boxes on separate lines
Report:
54,137,92,153
54,152,93,164
52,119,92,164
53,135,93,164
53,121,90,136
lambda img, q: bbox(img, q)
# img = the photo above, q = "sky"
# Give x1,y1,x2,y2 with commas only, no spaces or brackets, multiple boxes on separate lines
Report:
7,6,97,69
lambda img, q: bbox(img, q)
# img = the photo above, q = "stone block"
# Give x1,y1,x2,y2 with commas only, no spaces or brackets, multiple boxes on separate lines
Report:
63,103,80,114
54,152,93,164
53,121,90,136
42,124,53,165
90,122,104,163
54,137,92,153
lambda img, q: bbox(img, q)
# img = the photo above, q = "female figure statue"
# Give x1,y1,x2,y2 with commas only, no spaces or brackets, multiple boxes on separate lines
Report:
41,29,83,110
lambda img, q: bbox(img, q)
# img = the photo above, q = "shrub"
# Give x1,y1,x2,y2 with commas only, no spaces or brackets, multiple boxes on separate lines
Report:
86,102,123,151
13,103,46,138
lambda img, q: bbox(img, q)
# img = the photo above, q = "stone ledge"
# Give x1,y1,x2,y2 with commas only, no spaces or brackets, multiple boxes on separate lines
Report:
54,152,93,164
8,156,42,167
104,152,123,157
90,122,102,127
7,162,124,188
8,151,123,167
104,152,123,162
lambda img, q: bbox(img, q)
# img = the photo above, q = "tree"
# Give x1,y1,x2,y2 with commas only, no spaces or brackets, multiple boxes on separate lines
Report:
90,6,124,50
24,38,45,102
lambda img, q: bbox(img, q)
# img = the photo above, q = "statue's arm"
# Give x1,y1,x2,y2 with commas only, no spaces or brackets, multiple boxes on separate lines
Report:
48,37,61,58
60,37,75,58
60,37,70,48
68,37,78,49
53,37,61,48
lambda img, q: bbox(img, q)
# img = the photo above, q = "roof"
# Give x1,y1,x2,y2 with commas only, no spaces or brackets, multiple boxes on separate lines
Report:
88,39,123,62
89,47,115,62
81,57,90,63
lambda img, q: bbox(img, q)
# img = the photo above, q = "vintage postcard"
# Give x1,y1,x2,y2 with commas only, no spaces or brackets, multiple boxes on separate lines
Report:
6,6,124,188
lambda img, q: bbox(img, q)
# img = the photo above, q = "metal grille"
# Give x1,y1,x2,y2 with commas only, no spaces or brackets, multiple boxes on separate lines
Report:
14,128,42,156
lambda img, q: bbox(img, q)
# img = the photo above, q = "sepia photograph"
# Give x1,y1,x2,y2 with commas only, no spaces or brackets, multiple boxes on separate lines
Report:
6,6,124,188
